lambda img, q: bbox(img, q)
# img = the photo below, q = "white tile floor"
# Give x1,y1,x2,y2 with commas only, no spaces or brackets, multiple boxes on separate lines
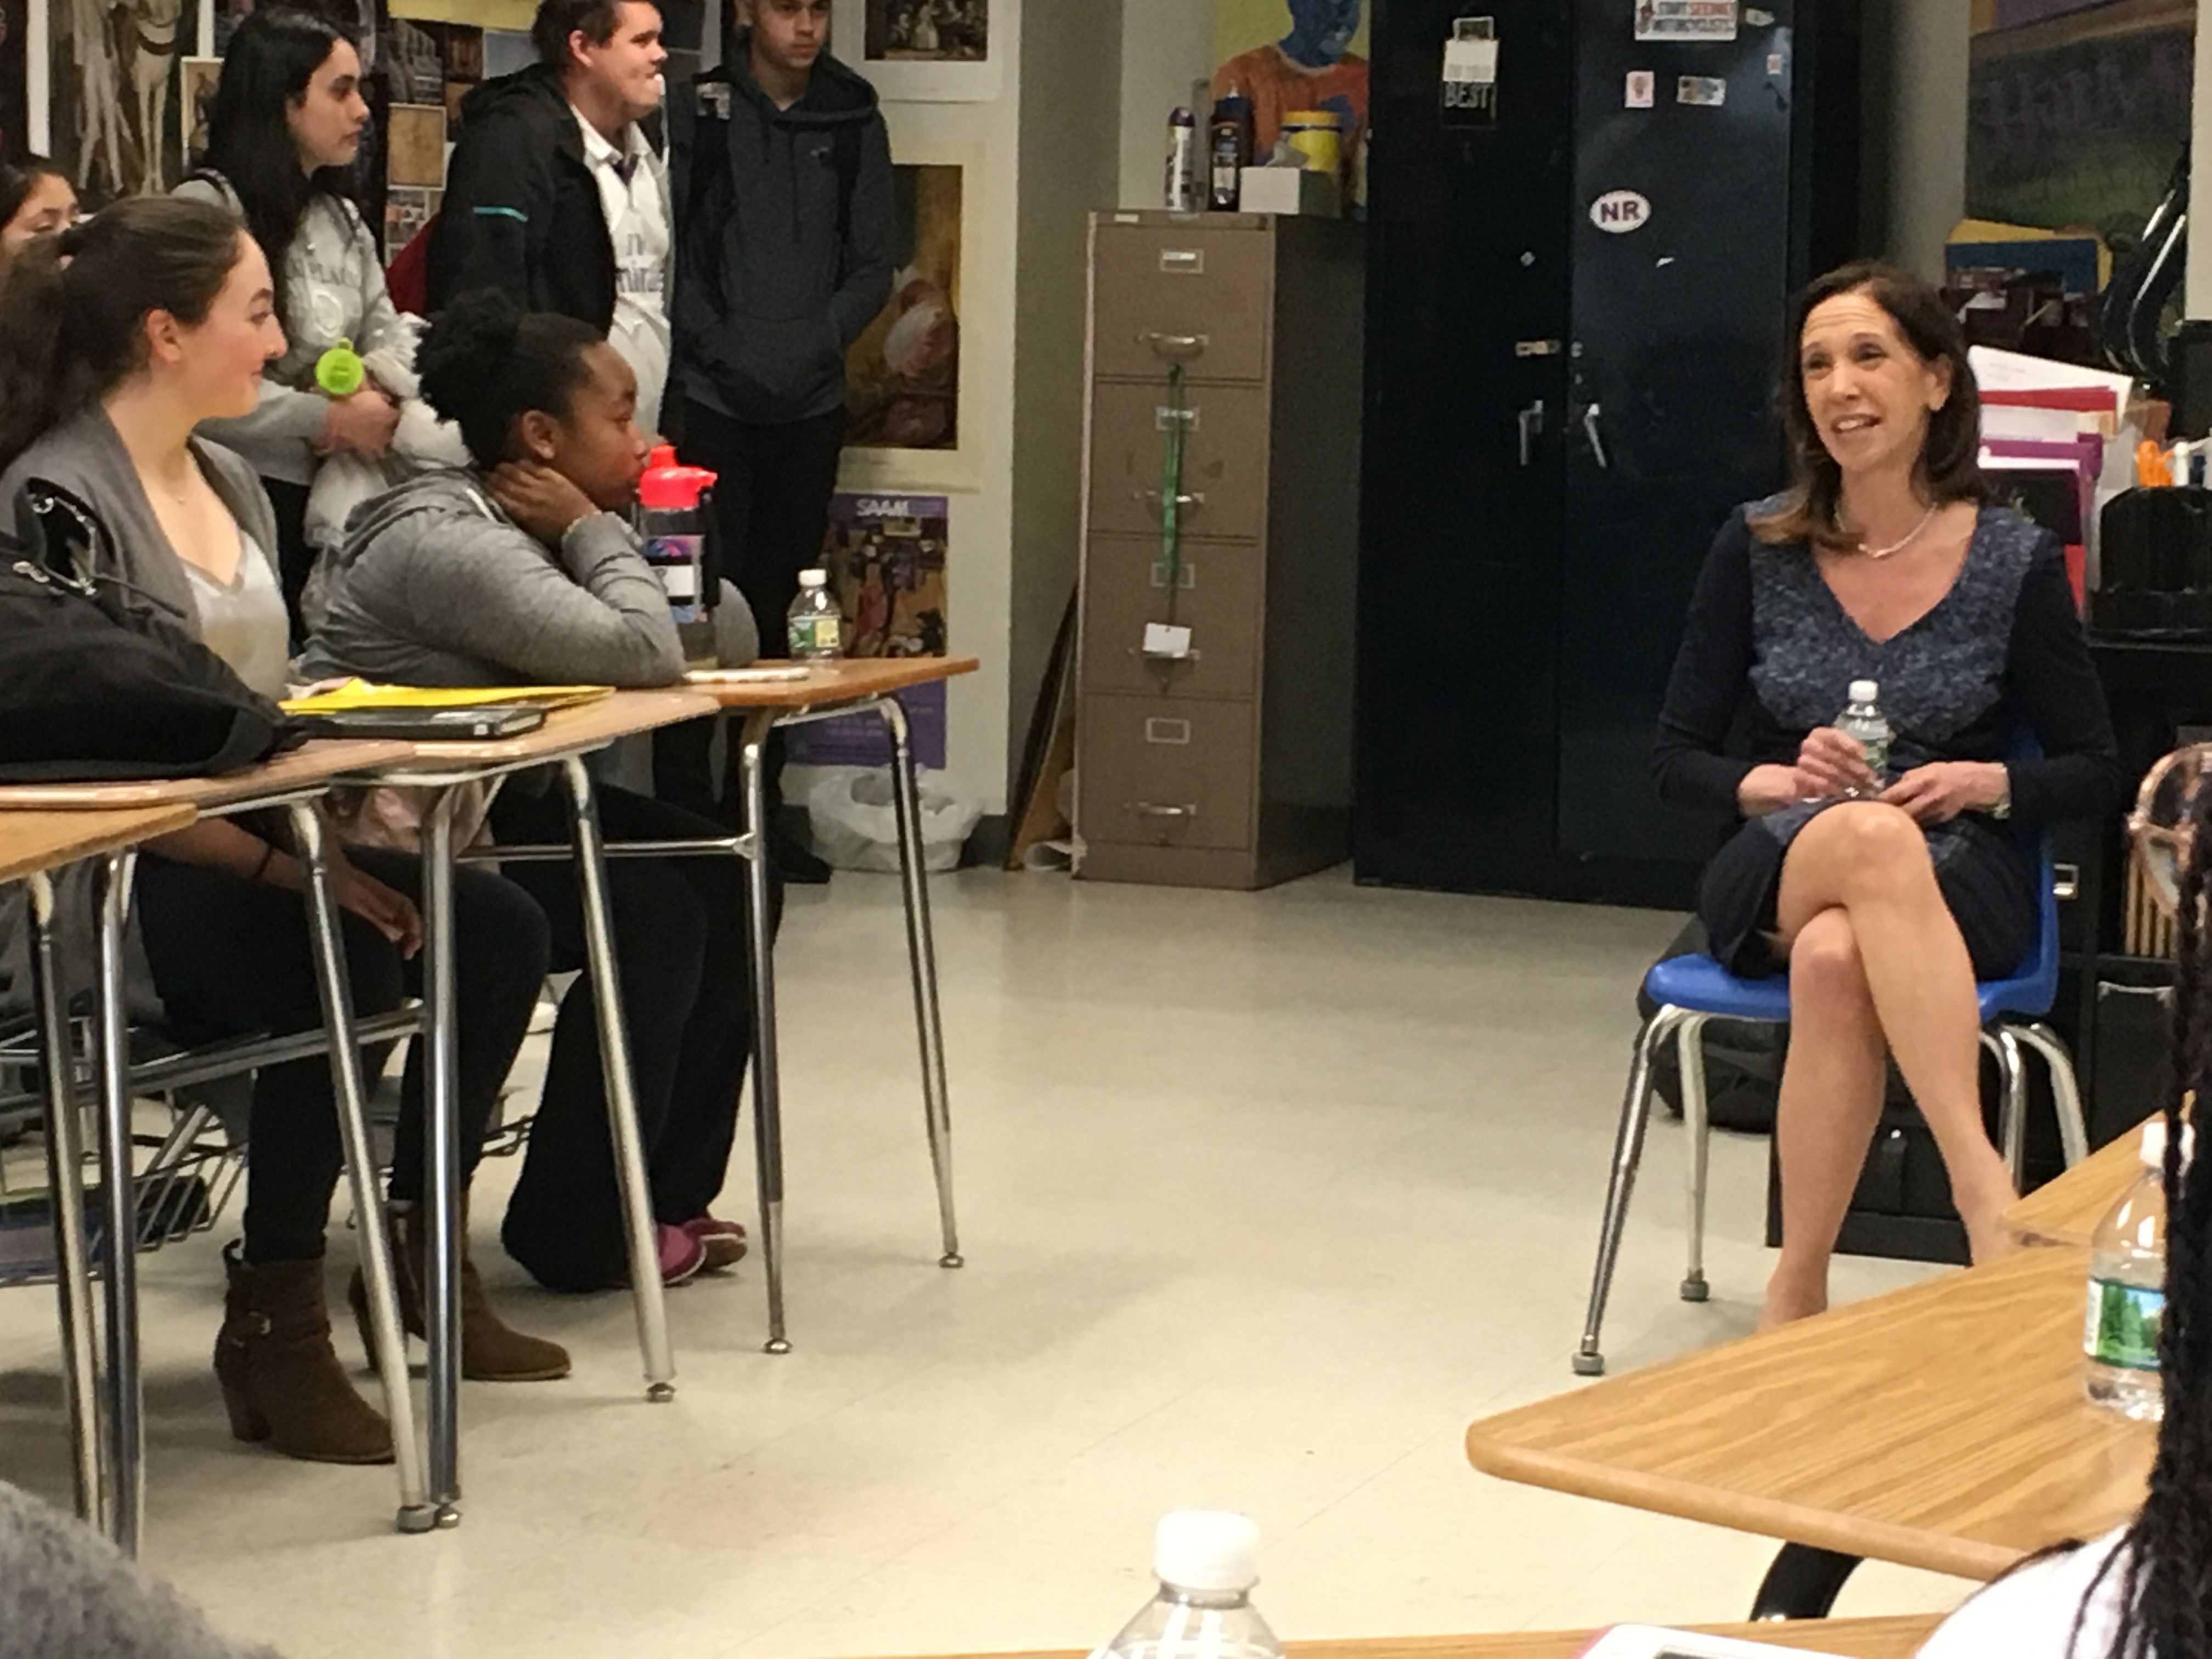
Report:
0,868,1978,1657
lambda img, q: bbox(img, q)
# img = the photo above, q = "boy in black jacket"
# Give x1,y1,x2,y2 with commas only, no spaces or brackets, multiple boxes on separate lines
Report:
430,0,675,432
656,0,894,877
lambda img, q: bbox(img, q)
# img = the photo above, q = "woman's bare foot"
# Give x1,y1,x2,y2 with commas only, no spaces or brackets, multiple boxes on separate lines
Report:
1757,1271,1829,1332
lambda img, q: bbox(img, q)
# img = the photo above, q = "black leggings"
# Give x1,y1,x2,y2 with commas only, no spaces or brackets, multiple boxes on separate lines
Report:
489,783,778,1291
134,847,550,1264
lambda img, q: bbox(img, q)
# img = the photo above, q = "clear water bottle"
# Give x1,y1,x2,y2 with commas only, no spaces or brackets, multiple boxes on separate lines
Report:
635,443,721,668
1837,678,1892,784
1096,1513,1282,1659
2082,1118,2188,1420
786,567,845,660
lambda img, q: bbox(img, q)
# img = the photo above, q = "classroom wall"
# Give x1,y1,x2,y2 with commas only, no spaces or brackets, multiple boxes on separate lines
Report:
1880,0,1970,278
1118,0,1215,210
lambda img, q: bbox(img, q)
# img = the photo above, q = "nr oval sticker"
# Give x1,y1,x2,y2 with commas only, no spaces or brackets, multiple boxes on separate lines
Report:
1589,190,1652,233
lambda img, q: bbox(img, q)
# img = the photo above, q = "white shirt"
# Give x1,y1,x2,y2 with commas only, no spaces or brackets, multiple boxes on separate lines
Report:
573,105,672,437
1916,1528,2135,1657
184,532,292,702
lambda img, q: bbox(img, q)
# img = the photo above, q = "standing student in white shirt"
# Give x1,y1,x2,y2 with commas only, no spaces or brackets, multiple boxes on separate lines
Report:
430,0,674,435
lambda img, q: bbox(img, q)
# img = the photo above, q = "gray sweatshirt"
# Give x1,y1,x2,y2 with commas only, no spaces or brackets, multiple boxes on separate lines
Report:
297,468,757,687
0,1480,281,1659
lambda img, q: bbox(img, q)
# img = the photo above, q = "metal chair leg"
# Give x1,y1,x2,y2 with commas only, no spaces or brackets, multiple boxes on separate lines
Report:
878,696,961,1270
26,870,103,1531
2012,1022,2089,1167
1574,1006,1684,1378
1988,1028,2029,1183
735,712,790,1354
559,757,675,1401
90,851,142,1556
1678,1012,1711,1304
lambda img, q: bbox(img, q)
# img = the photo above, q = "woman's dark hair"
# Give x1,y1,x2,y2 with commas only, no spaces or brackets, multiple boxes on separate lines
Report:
533,0,625,66
0,197,246,471
2081,775,2212,1658
203,6,357,330
1750,260,1986,551
0,155,68,235
417,288,603,467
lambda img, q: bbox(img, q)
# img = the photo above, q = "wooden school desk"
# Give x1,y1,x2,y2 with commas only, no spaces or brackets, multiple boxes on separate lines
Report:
1466,1247,2153,1616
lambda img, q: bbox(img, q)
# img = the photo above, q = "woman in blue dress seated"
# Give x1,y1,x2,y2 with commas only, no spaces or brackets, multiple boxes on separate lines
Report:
1654,262,2125,1327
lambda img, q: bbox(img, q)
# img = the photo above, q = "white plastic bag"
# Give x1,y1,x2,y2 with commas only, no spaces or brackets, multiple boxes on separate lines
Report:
805,766,980,873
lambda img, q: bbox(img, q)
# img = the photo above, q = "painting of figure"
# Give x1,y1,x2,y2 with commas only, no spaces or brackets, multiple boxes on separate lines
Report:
865,0,986,63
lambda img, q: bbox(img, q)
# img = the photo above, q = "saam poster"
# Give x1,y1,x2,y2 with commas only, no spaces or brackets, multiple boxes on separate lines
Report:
785,493,950,768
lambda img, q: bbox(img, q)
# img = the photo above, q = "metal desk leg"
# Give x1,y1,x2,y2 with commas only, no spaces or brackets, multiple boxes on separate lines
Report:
26,871,103,1531
736,711,789,1353
289,807,435,1533
878,698,961,1270
1750,1544,1862,1620
419,790,464,1527
558,757,675,1401
91,851,142,1556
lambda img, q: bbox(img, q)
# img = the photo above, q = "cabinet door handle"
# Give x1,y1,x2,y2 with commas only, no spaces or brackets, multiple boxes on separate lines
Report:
1141,330,1210,360
1138,488,1206,509
1582,402,1610,469
1132,802,1197,819
1517,398,1547,467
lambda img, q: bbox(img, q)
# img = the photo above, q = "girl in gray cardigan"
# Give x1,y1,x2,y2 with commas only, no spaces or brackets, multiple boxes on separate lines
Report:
302,290,769,1293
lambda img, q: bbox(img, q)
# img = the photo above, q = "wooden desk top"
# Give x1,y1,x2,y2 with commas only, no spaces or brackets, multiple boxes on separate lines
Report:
689,656,979,708
2006,1124,2153,1249
886,1616,1943,1659
364,689,721,772
0,805,198,883
1466,1248,2151,1582
0,740,415,812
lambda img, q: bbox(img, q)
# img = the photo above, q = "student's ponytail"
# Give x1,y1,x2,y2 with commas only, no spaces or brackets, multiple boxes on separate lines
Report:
0,198,245,474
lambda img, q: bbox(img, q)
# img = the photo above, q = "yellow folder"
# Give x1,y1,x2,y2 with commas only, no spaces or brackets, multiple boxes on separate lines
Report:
281,679,613,714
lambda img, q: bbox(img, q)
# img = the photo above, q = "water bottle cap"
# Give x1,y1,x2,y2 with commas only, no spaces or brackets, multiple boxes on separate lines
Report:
637,444,718,510
2140,1118,2197,1168
1153,1510,1260,1593
314,338,365,397
799,567,829,588
1848,679,1878,704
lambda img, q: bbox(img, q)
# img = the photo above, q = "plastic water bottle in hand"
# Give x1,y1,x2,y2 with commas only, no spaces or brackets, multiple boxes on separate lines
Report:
2083,1118,2188,1421
1837,679,1892,788
1094,1513,1283,1659
786,568,845,661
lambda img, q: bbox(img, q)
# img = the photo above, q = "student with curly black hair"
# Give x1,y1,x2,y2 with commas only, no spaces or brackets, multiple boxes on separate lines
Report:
301,288,771,1294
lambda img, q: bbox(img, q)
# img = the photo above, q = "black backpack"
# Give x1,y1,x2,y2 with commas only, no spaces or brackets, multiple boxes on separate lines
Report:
0,481,301,782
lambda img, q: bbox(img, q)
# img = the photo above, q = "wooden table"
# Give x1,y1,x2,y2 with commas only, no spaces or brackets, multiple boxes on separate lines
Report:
0,738,436,1547
665,659,979,1353
884,1617,1944,1659
354,688,721,1526
2006,1119,2154,1248
1,803,200,1542
1468,1247,2152,1596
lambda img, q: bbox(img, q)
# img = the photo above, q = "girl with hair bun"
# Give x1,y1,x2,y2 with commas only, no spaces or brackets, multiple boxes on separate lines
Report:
301,287,773,1295
0,198,561,1465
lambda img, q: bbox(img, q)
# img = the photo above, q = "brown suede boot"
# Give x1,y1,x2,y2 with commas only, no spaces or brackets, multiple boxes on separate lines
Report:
349,1203,571,1383
214,1242,394,1465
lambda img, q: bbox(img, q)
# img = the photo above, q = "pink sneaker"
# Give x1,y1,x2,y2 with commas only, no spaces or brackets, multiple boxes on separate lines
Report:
681,1215,748,1272
655,1223,707,1286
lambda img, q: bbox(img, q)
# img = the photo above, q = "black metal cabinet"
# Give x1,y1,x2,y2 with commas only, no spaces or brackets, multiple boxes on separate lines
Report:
1357,0,1861,902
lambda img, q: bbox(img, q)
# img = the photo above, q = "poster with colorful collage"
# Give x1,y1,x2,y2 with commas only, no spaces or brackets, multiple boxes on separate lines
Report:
785,493,950,768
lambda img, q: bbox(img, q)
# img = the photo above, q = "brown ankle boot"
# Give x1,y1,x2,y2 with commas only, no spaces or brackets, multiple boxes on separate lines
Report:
349,1203,571,1383
214,1242,394,1465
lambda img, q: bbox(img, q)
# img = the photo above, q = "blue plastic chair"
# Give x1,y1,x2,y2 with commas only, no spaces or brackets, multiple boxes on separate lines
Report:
1571,837,2089,1376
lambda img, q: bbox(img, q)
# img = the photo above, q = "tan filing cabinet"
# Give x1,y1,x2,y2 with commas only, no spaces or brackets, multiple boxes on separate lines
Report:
1074,211,1363,889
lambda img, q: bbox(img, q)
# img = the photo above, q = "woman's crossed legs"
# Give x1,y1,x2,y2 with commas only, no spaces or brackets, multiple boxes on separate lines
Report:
1761,802,2019,1327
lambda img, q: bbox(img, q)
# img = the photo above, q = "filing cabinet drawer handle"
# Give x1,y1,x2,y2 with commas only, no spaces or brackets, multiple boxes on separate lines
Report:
2053,862,2080,901
1139,489,1206,508
1132,802,1198,819
1141,330,1210,361
1128,645,1204,662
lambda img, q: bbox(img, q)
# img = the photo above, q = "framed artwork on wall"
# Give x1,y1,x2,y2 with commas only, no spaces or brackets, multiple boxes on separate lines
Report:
830,0,999,101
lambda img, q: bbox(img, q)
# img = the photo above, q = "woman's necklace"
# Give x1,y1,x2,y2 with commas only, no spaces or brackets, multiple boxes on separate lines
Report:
1838,501,1940,560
